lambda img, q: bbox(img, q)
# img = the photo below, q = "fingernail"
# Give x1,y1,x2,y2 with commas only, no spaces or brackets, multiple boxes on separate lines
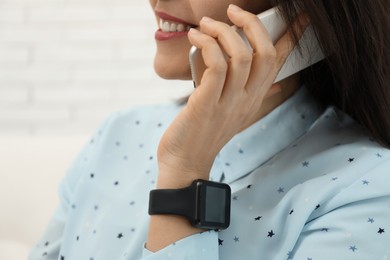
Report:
189,28,201,35
201,16,214,23
229,4,242,12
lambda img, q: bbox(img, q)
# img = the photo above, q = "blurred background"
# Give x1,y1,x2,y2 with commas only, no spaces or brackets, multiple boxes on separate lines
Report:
0,0,193,258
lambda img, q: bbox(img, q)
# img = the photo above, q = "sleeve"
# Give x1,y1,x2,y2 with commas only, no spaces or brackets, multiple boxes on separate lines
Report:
28,113,116,260
289,160,390,260
141,231,219,259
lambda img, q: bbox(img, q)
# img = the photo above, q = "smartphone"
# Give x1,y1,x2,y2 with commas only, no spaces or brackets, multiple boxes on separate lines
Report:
189,7,325,88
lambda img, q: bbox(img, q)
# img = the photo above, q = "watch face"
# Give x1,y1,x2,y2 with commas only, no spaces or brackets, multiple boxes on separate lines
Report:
205,186,227,223
196,180,231,230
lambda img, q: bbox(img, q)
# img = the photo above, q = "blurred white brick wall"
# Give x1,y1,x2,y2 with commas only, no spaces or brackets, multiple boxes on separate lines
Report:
0,0,193,136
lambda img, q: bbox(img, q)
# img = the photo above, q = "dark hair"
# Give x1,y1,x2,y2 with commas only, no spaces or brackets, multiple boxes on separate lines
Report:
272,0,390,147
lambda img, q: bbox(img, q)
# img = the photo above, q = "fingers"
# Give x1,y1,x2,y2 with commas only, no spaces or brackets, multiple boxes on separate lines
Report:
188,5,309,109
226,5,278,98
197,16,253,104
187,28,227,105
227,5,309,99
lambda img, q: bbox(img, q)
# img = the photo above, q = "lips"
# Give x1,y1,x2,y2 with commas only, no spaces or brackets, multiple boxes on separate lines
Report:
154,11,198,41
155,11,198,28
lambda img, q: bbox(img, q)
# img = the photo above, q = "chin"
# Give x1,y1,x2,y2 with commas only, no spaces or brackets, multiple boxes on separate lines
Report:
153,40,193,80
153,55,192,80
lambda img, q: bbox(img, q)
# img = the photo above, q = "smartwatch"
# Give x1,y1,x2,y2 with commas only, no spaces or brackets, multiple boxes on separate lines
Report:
148,179,231,230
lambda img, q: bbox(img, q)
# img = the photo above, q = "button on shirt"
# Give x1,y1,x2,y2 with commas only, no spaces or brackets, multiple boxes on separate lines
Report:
29,87,390,260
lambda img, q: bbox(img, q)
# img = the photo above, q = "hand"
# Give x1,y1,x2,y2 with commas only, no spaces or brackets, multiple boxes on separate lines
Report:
157,4,308,182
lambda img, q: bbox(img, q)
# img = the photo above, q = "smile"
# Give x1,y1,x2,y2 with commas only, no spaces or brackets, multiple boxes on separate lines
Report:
154,11,198,41
159,19,193,33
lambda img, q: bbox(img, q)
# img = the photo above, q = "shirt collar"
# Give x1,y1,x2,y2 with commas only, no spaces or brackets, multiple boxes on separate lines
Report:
209,86,323,184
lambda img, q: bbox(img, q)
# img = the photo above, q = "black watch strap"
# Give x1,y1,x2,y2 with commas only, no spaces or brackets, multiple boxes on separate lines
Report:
148,179,231,230
148,183,196,222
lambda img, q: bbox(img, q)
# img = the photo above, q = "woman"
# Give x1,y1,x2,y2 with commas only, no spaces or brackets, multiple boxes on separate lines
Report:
29,0,390,259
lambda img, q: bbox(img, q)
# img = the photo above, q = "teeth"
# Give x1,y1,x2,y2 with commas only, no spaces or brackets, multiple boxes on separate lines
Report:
169,23,177,32
177,24,185,32
159,19,192,32
162,21,170,32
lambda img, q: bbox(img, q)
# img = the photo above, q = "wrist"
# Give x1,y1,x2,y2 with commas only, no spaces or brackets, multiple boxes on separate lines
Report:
156,168,209,189
157,163,211,189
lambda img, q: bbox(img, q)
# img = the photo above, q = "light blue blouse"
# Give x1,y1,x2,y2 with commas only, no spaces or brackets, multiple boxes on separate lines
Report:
29,87,390,260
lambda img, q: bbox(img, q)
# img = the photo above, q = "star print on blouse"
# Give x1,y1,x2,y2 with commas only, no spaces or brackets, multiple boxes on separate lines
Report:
315,204,321,210
348,158,355,162
234,236,239,242
267,230,275,237
118,233,123,239
254,216,262,221
302,161,309,167
378,228,385,234
368,218,374,223
277,187,284,193
289,209,294,215
218,239,223,246
349,245,357,252
362,180,369,185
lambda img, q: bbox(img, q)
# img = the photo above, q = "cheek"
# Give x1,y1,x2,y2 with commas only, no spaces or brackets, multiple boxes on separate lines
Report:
191,1,232,24
192,0,271,22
